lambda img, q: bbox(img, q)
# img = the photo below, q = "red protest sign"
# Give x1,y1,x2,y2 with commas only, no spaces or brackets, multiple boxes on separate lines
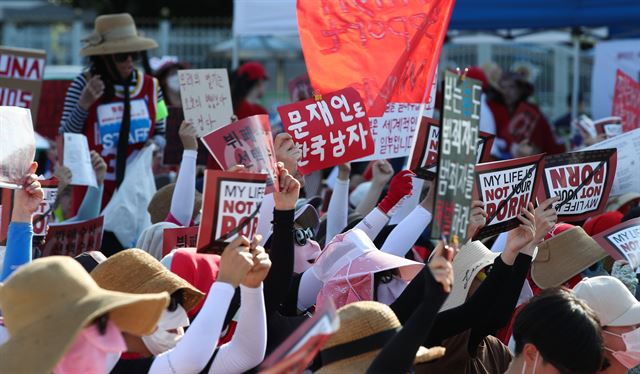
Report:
202,115,278,194
197,170,267,254
593,218,640,270
297,0,454,117
507,102,540,143
40,215,104,257
277,87,373,175
32,178,58,237
612,70,640,133
594,117,623,139
259,300,339,374
163,225,199,257
473,154,545,240
539,149,617,223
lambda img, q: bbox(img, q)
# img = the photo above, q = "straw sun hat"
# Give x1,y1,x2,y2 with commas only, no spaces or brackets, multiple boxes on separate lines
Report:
316,301,445,373
91,249,205,312
148,183,203,224
0,256,169,374
81,13,158,57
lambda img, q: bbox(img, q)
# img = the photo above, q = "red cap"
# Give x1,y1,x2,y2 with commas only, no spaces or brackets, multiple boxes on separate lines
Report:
238,61,268,81
466,66,489,89
170,248,221,318
544,223,574,241
583,211,623,236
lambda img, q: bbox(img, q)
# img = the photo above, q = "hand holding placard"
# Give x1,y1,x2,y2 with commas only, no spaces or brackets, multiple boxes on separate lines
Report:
273,162,301,211
11,162,43,223
62,133,98,188
216,234,255,288
242,235,272,288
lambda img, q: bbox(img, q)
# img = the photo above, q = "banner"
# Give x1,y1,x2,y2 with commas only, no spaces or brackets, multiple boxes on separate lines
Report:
277,87,374,174
202,115,278,193
473,154,545,240
507,102,540,143
179,69,233,137
0,106,35,189
197,170,267,254
612,70,640,132
40,215,104,257
162,106,209,166
593,218,640,270
259,300,339,374
163,225,199,257
32,178,58,237
0,46,46,120
584,128,640,196
431,71,481,243
539,149,617,223
297,0,454,117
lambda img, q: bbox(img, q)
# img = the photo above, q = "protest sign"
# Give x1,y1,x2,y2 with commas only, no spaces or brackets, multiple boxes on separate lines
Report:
476,132,495,164
162,106,209,166
473,154,545,240
594,116,623,138
62,133,97,188
0,106,35,189
593,218,640,270
584,128,640,196
507,102,540,143
259,300,339,374
202,115,278,194
179,69,233,137
539,149,617,223
197,170,267,254
612,70,640,133
431,71,481,243
40,215,104,257
32,178,58,237
277,87,374,174
288,73,314,102
163,225,199,257
297,0,454,117
0,47,46,119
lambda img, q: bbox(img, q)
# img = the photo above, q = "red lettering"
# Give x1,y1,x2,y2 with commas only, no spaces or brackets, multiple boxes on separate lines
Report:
549,168,567,189
223,200,234,213
567,166,580,187
11,56,26,78
593,165,605,183
221,215,236,236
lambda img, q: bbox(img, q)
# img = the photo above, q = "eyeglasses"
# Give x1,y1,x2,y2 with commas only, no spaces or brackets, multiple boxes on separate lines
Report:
93,314,109,335
168,291,184,312
294,227,314,246
113,51,140,63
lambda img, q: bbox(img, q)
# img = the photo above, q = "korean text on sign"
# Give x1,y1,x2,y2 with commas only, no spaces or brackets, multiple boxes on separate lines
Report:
179,69,233,137
277,87,374,175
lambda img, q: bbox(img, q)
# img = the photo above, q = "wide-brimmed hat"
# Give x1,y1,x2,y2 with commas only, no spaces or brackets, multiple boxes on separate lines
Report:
574,276,640,327
532,227,608,289
441,241,498,311
0,256,169,374
148,183,203,224
91,249,205,312
316,301,444,373
81,13,158,57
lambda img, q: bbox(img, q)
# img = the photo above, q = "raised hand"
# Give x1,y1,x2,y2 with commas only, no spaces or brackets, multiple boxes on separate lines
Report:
274,133,301,177
242,235,272,288
467,200,488,239
377,169,415,215
217,235,256,288
532,196,560,244
428,241,454,293
12,162,44,223
78,75,105,111
338,162,351,181
503,202,536,265
178,120,198,151
54,164,72,193
371,159,393,186
273,162,301,211
90,151,107,187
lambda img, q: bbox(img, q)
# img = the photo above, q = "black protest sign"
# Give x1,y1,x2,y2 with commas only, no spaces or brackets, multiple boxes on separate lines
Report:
431,71,481,243
539,149,617,222
162,106,209,166
473,154,545,240
594,218,640,270
476,131,495,164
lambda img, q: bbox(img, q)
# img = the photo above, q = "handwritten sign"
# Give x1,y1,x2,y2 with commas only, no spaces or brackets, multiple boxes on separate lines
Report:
594,218,640,270
539,150,617,223
297,0,454,116
202,115,278,194
32,178,58,237
431,71,481,243
178,69,233,137
0,106,35,189
197,170,267,254
162,106,209,166
0,47,46,120
612,70,640,133
473,154,544,240
40,215,104,257
277,87,373,174
162,225,199,257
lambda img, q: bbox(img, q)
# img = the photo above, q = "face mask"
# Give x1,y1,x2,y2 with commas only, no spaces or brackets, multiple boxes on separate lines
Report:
166,73,180,93
520,351,539,374
604,328,640,369
142,305,190,355
376,275,409,305
294,239,321,273
54,320,126,374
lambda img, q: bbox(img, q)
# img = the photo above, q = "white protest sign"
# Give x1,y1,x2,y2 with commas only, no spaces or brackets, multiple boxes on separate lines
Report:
594,218,640,270
179,69,233,137
62,133,97,188
0,106,35,189
215,179,266,242
584,128,640,196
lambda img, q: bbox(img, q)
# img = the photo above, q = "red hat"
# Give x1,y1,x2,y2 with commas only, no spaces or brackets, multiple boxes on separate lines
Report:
238,61,268,81
170,248,220,318
466,66,489,90
544,222,574,240
583,211,623,236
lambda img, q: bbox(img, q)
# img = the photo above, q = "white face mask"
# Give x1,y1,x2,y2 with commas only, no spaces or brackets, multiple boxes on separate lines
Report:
376,275,408,305
142,305,190,355
166,73,180,93
520,351,539,374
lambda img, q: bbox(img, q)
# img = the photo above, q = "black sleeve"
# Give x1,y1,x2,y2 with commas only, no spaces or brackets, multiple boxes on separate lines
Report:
367,267,448,374
390,263,427,324
263,209,295,313
424,254,513,347
468,253,532,350
110,357,154,374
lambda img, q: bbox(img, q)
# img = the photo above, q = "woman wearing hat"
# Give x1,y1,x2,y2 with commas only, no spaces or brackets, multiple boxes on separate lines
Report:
0,256,169,374
231,61,269,119
59,13,168,209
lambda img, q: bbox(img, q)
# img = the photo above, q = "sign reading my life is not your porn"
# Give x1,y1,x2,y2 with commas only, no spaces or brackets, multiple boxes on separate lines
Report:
430,71,481,243
197,170,267,254
594,218,640,270
473,154,545,240
539,149,617,223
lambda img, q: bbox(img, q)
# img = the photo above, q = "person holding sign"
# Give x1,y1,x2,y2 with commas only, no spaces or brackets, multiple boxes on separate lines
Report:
59,13,168,209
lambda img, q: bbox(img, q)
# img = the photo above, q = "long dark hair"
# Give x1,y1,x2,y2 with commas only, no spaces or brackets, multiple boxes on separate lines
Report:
230,70,259,112
88,55,120,101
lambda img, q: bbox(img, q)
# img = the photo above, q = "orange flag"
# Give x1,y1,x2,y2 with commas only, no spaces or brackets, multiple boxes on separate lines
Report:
297,0,455,117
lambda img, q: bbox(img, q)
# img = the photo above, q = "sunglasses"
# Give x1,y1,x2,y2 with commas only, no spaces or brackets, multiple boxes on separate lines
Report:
168,291,184,312
93,314,109,335
113,51,140,63
294,227,314,246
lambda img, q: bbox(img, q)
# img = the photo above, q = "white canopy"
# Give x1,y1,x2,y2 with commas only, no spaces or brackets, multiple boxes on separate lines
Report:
233,0,298,37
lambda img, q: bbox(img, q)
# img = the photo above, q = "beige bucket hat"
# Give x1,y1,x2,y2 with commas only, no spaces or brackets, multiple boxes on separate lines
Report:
81,13,158,57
